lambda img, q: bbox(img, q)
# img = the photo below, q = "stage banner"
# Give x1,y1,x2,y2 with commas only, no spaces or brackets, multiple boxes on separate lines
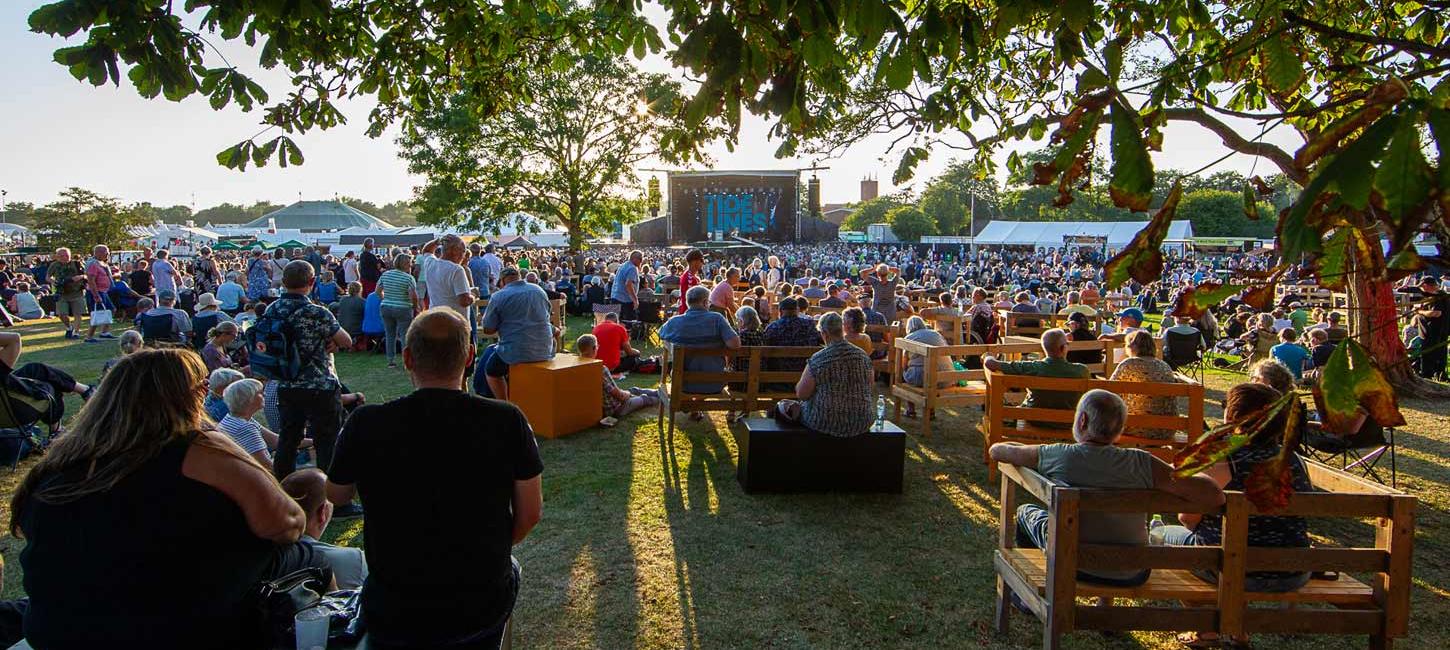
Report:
669,172,799,243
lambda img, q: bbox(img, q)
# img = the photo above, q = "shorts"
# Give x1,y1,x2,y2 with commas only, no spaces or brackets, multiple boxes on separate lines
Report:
485,350,511,378
55,296,85,317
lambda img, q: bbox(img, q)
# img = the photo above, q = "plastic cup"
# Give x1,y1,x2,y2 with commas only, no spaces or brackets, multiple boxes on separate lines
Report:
294,606,330,650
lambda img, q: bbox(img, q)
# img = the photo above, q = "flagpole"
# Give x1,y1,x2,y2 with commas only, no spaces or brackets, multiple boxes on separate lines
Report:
969,193,976,260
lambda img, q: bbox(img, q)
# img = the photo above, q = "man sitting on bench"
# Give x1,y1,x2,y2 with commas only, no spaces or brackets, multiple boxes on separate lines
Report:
982,328,1090,429
989,389,1223,588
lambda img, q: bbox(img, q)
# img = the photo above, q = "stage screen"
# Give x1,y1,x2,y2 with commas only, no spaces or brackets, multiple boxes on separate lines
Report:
668,172,798,242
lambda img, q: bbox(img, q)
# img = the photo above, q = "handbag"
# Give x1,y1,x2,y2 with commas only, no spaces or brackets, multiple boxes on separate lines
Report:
90,308,113,326
255,566,331,649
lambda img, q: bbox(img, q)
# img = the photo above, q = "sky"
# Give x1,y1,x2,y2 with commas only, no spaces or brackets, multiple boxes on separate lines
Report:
0,3,1306,213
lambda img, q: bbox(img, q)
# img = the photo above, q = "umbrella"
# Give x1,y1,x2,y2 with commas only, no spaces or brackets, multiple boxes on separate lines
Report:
275,239,307,249
214,240,243,251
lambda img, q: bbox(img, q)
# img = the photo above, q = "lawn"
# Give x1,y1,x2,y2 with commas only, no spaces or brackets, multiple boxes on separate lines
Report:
1,315,1448,649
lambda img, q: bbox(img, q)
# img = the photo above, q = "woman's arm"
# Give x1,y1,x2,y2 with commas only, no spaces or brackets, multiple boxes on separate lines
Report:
794,365,817,400
182,432,305,543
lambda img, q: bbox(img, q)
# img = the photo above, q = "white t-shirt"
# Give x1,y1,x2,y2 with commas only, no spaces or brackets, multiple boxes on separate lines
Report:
425,258,472,320
151,259,177,294
342,258,359,285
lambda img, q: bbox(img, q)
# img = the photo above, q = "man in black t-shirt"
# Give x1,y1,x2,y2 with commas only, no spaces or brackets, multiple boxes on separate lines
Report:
1416,276,1450,380
327,308,542,648
359,237,383,297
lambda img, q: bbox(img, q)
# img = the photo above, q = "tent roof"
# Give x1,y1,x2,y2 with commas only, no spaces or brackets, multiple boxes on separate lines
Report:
243,200,394,231
974,220,1194,247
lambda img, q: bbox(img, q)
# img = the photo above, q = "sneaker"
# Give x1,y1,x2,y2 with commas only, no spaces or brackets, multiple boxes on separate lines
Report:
84,337,100,343
64,330,77,340
99,332,117,339
333,503,365,519
81,386,96,402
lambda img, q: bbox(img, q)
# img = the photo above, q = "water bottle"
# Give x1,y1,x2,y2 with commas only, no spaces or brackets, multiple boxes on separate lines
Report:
1149,514,1166,545
876,395,887,430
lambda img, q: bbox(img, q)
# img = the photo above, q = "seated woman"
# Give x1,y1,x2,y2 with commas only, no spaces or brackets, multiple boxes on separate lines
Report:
774,312,875,437
1107,330,1189,440
201,321,249,375
1064,312,1103,365
842,307,876,358
335,282,366,344
1240,313,1277,366
10,349,329,649
204,367,246,423
1161,382,1314,590
900,316,953,418
218,378,305,472
8,282,44,321
360,288,385,351
576,334,660,424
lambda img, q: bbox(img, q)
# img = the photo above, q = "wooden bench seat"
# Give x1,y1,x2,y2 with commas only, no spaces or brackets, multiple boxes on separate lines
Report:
732,417,905,493
658,344,818,436
994,462,1414,648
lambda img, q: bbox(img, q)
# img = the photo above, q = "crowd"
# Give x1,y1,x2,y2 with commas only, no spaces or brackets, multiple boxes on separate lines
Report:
0,236,1444,649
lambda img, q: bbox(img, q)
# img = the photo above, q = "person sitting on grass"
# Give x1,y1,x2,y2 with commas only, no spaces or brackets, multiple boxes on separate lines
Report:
989,389,1224,590
98,330,145,384
774,312,875,437
983,328,1090,430
0,331,93,436
205,367,245,422
281,468,368,591
576,334,660,424
1271,326,1313,381
200,320,249,374
218,378,305,472
591,311,643,373
336,281,366,347
9,282,43,320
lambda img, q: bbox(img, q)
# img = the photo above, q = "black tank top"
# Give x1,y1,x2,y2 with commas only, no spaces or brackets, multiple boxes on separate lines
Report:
19,434,274,649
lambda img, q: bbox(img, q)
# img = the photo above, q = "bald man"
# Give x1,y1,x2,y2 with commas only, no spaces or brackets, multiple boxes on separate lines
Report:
983,328,1090,429
327,308,542,648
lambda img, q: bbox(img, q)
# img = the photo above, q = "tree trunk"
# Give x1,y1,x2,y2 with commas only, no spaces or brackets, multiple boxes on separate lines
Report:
1348,259,1450,398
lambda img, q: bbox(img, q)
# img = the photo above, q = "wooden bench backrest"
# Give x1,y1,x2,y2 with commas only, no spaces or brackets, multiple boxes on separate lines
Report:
662,344,819,413
984,368,1204,439
998,462,1414,639
807,305,845,316
890,339,1120,388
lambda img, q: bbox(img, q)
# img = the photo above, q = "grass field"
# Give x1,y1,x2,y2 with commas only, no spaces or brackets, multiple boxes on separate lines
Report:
1,314,1448,649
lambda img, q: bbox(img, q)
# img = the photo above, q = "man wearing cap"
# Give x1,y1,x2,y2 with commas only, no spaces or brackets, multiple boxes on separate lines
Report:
1416,276,1449,379
1288,302,1310,332
1099,308,1146,341
480,267,557,400
142,289,192,338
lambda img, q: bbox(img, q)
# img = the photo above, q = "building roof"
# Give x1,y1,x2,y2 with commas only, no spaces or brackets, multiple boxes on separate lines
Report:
973,220,1194,247
243,200,394,231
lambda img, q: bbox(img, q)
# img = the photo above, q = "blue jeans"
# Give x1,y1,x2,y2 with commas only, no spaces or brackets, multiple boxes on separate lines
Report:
380,305,413,363
1015,504,1150,587
1158,525,1312,593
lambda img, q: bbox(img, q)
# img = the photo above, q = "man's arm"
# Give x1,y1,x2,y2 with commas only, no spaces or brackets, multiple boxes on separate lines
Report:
982,354,1002,373
987,442,1040,468
331,326,353,350
511,475,543,545
723,333,742,350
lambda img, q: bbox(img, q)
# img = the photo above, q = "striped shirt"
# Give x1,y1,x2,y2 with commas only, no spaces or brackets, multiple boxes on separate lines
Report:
378,269,416,310
218,414,269,460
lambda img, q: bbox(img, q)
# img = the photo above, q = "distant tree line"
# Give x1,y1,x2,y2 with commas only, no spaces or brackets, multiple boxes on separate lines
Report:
1,195,420,229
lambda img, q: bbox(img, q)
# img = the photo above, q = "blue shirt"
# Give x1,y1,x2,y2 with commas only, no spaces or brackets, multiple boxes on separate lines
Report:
659,308,739,393
611,261,639,304
467,257,494,297
217,281,245,310
362,292,384,335
481,281,555,365
1272,342,1312,379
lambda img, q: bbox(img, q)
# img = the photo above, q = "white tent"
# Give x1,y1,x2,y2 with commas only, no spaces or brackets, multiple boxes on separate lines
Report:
974,220,1194,249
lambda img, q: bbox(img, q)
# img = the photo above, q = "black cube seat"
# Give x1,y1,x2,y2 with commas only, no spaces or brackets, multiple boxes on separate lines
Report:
733,417,905,494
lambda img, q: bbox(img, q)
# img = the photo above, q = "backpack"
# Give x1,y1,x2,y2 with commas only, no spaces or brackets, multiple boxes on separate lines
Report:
247,300,305,381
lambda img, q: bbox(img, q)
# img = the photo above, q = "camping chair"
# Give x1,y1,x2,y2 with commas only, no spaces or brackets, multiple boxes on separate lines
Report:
592,302,622,326
139,313,181,346
1162,330,1206,382
0,382,50,469
1304,420,1397,487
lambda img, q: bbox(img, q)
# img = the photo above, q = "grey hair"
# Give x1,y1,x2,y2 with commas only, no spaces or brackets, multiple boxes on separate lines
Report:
818,312,845,339
222,377,264,414
1041,328,1069,356
208,367,245,398
136,297,155,312
906,316,929,333
685,285,710,308
1074,389,1127,444
118,330,144,355
735,306,761,331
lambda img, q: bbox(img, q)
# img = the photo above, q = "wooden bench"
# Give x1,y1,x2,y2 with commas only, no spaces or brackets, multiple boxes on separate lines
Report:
888,340,1117,437
511,353,604,438
657,344,818,436
733,417,905,493
864,323,897,377
982,368,1203,473
994,461,1414,649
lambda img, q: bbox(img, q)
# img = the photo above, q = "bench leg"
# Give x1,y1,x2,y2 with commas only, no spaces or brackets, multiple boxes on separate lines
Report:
994,576,1012,633
1041,619,1061,650
1370,635,1392,650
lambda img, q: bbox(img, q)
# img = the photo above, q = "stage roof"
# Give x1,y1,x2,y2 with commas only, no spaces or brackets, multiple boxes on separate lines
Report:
243,200,394,231
974,220,1193,247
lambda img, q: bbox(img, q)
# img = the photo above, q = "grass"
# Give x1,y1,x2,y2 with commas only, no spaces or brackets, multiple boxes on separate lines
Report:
2,315,1449,648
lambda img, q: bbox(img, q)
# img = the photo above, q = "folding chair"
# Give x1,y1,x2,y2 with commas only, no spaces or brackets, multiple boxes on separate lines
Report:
1162,330,1206,382
0,384,48,469
1304,421,1397,487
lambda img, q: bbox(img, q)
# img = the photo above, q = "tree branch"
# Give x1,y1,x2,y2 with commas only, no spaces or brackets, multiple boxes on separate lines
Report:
1283,9,1450,59
1161,107,1305,184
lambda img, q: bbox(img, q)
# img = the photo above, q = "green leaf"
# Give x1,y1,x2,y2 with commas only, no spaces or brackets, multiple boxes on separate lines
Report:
1108,100,1153,211
1280,111,1400,259
881,50,913,91
1102,181,1180,288
1315,227,1374,291
1260,37,1304,94
1373,111,1432,222
1318,339,1406,434
1061,0,1093,32
215,140,255,171
278,136,304,167
1104,39,1122,80
1241,182,1258,220
252,136,280,168
893,146,929,185
1422,108,1450,215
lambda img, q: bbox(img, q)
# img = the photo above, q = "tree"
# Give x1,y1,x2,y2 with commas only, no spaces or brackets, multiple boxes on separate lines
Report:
1177,190,1276,239
842,195,905,232
886,205,936,242
32,187,150,251
397,55,713,248
918,160,1000,235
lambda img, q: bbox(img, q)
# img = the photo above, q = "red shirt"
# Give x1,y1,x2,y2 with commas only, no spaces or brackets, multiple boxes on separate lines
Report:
592,321,629,371
84,260,112,293
678,269,700,314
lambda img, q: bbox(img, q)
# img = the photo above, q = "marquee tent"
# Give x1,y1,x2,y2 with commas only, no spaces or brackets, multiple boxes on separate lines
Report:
973,220,1194,248
242,200,394,232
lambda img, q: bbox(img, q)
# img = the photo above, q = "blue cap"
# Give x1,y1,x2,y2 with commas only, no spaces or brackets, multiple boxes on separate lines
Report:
1117,307,1145,323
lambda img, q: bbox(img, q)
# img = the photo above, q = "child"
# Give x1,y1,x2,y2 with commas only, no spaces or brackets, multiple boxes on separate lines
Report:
576,334,659,426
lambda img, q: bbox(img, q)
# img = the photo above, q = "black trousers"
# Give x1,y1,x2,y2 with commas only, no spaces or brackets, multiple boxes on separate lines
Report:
6,363,77,425
274,386,343,478
1420,334,1448,380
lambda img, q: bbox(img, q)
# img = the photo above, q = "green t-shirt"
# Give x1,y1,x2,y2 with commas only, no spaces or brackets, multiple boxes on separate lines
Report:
377,269,417,310
1036,443,1156,580
1289,309,1310,331
47,261,85,299
997,357,1090,428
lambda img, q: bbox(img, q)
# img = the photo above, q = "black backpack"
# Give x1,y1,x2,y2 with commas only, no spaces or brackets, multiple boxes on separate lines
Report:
247,300,305,381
